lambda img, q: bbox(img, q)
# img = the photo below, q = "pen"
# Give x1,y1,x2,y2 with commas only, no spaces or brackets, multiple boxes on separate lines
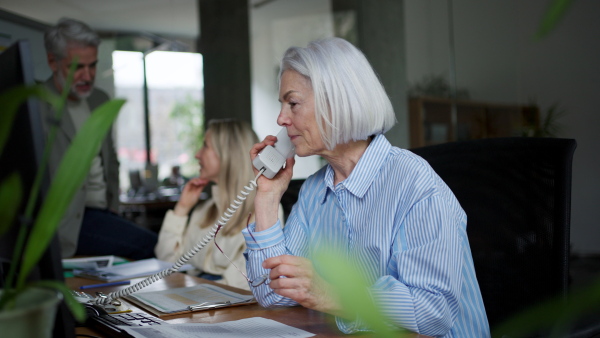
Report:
80,280,131,290
188,301,231,311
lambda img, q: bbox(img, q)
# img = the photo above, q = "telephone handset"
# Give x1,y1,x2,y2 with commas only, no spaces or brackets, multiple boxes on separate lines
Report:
94,127,293,308
252,128,295,179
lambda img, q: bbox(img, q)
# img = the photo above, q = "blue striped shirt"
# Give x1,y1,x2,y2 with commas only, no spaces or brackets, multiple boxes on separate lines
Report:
243,134,490,337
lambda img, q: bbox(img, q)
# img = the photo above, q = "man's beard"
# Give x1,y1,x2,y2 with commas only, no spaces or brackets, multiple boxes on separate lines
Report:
57,71,93,99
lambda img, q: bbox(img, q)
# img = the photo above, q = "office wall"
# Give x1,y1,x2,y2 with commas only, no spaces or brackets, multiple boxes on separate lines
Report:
405,0,600,255
518,1,600,256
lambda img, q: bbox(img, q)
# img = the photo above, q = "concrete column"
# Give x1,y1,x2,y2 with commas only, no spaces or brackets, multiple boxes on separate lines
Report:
198,0,252,126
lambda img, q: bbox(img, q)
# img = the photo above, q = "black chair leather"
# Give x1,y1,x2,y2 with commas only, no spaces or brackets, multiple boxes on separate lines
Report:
410,137,590,336
281,179,305,224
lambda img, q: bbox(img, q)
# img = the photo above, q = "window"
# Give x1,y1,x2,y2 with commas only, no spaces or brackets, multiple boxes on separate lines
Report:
112,50,203,193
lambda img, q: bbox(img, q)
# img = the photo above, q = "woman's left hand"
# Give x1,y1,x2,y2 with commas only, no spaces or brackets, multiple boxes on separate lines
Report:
263,255,343,317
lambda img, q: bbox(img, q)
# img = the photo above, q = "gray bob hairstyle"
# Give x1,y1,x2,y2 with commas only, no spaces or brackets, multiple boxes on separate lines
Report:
44,18,101,60
279,37,396,150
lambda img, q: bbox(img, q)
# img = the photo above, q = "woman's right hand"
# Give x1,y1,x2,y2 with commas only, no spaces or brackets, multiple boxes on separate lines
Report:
173,177,209,216
250,135,295,230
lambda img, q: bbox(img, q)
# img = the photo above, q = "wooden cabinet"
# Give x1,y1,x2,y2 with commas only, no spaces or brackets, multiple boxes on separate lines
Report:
409,96,540,148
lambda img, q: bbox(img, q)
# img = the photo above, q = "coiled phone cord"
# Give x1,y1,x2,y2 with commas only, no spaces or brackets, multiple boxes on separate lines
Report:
94,169,265,306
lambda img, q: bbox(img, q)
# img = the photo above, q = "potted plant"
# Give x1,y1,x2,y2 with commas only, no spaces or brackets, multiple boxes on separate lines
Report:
0,66,124,336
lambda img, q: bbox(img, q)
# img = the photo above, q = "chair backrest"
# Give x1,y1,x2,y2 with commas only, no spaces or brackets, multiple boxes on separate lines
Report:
281,179,305,223
411,137,577,328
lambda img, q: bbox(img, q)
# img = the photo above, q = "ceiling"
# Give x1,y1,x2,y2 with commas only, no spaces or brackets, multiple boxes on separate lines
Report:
0,0,200,39
0,0,279,40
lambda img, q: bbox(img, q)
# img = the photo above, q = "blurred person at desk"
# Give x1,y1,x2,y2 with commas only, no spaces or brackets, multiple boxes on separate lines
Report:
161,165,188,188
155,119,282,290
40,18,157,259
244,38,490,337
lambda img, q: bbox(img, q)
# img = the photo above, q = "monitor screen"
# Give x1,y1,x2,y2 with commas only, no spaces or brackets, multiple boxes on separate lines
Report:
0,40,76,338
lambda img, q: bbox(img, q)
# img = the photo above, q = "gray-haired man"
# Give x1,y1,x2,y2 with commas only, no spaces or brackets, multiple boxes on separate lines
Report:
41,18,157,259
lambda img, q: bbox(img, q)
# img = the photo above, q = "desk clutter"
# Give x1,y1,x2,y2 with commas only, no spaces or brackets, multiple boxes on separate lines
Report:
73,277,313,338
68,258,319,337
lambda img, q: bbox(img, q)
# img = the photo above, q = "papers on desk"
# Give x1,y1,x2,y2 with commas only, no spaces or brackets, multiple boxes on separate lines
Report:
125,283,256,316
73,258,193,282
121,317,315,338
62,255,125,270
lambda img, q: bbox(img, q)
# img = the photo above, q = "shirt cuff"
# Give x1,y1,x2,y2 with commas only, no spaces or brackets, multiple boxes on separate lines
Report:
335,314,371,334
241,220,284,249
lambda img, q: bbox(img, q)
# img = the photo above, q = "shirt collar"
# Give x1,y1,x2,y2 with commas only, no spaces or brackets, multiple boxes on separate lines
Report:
319,134,392,203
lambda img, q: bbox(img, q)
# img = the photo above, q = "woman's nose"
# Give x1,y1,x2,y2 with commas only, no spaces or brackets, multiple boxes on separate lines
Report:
277,110,291,126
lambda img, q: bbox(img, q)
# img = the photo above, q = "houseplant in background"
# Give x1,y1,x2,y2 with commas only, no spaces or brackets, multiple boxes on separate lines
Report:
521,101,567,138
0,64,124,336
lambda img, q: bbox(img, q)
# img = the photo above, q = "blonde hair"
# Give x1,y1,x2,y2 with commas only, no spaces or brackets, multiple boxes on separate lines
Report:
201,119,259,236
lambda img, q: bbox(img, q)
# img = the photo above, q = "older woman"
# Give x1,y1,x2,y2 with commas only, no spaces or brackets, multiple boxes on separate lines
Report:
244,38,490,337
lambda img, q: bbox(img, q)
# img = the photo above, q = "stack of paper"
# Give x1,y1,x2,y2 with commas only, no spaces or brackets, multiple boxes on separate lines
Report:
62,255,122,270
121,317,315,338
73,258,193,282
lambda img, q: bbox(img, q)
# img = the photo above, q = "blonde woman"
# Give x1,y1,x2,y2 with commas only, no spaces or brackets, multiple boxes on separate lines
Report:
155,119,275,290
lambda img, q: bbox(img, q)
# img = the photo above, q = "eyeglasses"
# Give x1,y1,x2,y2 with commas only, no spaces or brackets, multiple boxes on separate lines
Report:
213,213,269,287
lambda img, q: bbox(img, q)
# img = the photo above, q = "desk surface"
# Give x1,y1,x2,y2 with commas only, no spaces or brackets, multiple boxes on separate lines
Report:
68,273,430,337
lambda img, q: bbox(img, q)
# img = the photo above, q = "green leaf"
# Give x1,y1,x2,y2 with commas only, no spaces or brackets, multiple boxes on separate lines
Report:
0,173,23,236
17,99,125,285
30,280,87,323
535,0,574,40
315,250,405,337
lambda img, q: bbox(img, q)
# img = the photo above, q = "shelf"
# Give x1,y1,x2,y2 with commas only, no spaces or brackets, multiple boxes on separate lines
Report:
409,96,540,148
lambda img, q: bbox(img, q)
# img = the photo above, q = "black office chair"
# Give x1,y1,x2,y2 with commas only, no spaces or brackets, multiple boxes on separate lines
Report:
281,179,305,223
410,137,588,336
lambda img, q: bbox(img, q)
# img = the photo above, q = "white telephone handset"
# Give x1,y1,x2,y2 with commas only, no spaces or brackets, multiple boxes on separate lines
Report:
95,128,295,308
252,128,295,179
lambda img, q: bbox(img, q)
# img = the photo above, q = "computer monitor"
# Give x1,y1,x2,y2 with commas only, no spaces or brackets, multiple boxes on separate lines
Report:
0,40,76,338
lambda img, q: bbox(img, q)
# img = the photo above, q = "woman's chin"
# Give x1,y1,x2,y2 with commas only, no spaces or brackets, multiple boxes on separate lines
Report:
292,146,308,157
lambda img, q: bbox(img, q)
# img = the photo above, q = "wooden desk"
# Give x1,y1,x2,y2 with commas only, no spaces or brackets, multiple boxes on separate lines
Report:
68,273,430,337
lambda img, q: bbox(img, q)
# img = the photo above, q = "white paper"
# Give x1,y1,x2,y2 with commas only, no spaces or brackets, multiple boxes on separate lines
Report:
62,255,115,270
128,283,254,313
122,317,315,338
73,258,193,281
